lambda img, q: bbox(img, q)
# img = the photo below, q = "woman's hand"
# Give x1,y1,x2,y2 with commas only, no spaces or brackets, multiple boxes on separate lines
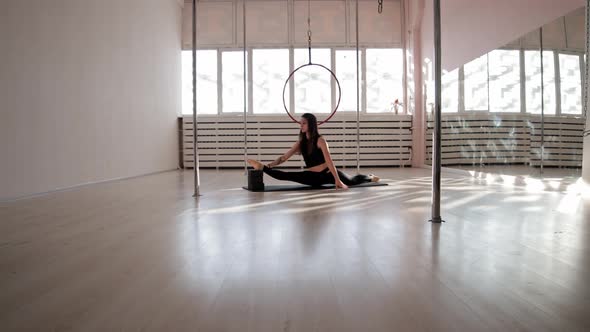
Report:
335,180,348,189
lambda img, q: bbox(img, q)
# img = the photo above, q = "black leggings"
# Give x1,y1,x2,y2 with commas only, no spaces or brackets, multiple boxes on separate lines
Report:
262,167,371,187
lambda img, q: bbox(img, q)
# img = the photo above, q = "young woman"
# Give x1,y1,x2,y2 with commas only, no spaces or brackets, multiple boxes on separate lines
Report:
247,113,379,189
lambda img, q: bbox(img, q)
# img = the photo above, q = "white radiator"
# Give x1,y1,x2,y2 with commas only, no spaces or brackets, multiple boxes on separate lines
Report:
181,114,413,168
426,113,585,167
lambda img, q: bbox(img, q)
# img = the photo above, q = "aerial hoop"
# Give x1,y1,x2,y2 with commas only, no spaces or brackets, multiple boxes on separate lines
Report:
282,62,342,126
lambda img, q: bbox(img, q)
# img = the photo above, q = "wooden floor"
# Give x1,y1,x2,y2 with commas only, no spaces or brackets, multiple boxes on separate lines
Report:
1,167,589,331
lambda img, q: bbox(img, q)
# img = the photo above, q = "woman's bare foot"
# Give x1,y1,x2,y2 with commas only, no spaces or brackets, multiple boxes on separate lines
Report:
368,174,380,182
247,159,264,170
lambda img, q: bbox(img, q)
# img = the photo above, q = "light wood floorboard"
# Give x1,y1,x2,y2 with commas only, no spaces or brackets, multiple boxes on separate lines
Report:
1,167,589,331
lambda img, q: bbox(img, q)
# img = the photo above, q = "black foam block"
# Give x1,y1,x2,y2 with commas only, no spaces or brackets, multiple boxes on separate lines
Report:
247,169,265,191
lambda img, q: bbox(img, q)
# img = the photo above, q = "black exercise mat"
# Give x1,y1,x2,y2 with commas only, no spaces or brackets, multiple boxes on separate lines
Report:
242,182,388,192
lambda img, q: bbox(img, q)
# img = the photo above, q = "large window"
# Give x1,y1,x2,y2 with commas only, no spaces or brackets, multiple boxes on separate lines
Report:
434,49,582,115
559,53,582,115
366,49,404,113
181,47,583,117
252,49,289,114
222,51,247,113
489,50,520,113
525,50,556,115
182,47,405,116
464,54,489,111
293,48,332,114
181,50,217,115
336,50,362,112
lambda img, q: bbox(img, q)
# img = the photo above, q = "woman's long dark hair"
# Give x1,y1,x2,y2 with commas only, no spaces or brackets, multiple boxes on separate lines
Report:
299,113,321,155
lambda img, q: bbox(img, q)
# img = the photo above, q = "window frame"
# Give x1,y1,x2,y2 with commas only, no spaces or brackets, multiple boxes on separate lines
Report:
251,48,291,115
183,46,407,116
365,47,405,114
557,51,584,116
334,47,365,114
432,47,585,117
181,49,219,116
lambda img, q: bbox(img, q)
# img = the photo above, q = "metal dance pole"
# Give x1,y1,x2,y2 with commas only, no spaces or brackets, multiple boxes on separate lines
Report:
430,0,443,223
584,0,590,121
192,0,201,197
540,27,545,174
355,0,360,173
243,0,248,173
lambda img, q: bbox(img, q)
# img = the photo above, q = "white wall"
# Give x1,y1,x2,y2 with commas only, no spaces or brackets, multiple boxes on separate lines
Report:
420,0,585,72
513,8,586,51
0,0,182,201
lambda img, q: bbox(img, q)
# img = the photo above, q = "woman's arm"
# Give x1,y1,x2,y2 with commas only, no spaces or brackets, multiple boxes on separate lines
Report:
267,141,300,168
318,137,348,189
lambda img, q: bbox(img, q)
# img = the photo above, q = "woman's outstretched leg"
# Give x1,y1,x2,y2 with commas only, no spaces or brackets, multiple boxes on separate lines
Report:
336,170,379,186
262,167,328,186
247,159,329,186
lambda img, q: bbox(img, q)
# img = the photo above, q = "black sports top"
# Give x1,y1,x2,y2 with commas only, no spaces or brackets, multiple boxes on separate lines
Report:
301,137,326,168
